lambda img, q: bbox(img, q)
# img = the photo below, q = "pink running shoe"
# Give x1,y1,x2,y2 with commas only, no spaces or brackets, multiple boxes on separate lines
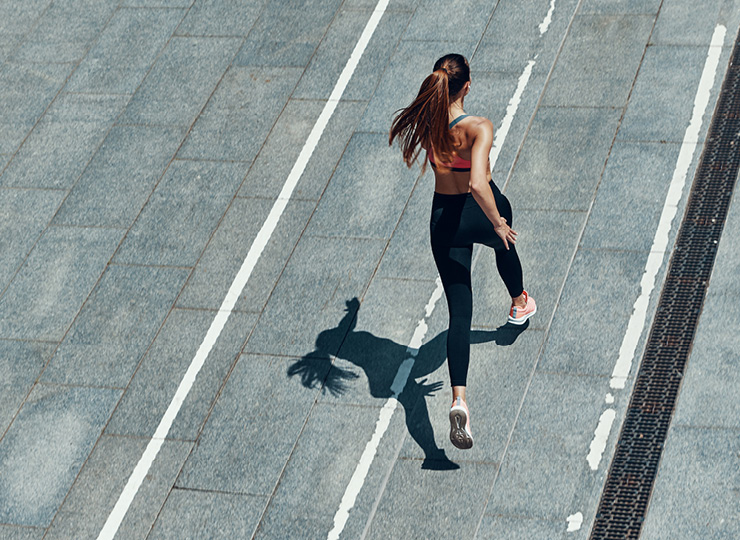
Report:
508,290,536,325
449,397,473,449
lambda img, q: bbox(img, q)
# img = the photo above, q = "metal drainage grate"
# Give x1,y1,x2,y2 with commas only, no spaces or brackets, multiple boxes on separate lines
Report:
590,28,740,540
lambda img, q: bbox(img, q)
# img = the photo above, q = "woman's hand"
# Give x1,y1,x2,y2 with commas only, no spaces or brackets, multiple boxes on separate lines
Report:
493,217,517,250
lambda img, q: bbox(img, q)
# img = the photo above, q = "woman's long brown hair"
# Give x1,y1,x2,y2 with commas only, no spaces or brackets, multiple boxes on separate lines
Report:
389,54,470,170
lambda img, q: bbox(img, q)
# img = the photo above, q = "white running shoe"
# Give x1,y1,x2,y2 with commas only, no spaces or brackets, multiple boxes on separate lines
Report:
449,396,473,449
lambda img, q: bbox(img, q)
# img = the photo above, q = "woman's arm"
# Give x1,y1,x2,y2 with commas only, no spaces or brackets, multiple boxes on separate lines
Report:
468,118,517,249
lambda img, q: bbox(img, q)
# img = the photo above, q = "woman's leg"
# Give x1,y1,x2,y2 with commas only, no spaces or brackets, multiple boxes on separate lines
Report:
431,242,474,393
480,183,526,302
494,244,524,299
431,241,475,448
486,187,534,319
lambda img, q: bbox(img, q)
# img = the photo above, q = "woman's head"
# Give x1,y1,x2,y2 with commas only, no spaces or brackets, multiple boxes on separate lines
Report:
433,54,470,97
389,54,471,169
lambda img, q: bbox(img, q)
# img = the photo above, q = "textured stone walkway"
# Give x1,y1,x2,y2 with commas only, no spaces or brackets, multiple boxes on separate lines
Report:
0,0,738,538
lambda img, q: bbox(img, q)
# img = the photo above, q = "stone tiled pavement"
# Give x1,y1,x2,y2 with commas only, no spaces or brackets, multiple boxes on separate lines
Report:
1,0,739,538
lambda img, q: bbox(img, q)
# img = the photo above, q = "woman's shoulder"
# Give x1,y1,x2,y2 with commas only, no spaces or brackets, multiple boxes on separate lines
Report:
462,115,493,130
459,115,493,141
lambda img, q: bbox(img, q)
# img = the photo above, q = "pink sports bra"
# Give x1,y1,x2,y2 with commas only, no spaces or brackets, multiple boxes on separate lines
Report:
426,114,472,172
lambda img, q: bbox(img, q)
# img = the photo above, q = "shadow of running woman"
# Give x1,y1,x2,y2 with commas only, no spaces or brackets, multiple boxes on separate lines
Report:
287,297,528,470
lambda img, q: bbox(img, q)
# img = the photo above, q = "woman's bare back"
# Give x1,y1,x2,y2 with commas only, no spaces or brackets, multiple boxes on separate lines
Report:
429,115,493,195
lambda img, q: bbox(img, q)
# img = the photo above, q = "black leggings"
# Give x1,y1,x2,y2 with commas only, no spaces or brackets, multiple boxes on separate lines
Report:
430,180,523,387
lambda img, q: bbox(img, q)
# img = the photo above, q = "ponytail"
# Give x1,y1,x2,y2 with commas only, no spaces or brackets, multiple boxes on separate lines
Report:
389,54,470,170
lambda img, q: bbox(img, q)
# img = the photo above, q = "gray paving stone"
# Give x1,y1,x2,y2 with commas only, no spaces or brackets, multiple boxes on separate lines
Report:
176,198,315,313
41,265,189,388
538,249,648,375
403,0,492,41
177,66,302,162
477,514,564,540
579,0,661,14
400,327,546,464
473,0,579,74
617,45,715,143
53,125,187,228
306,133,419,238
719,0,740,41
292,10,410,101
118,36,242,127
580,141,684,252
486,372,613,521
243,236,386,357
358,39,478,133
472,208,585,330
650,0,721,46
233,38,317,68
176,354,328,495
10,0,117,64
39,92,130,124
0,340,55,436
121,0,193,8
0,37,21,64
66,7,185,94
0,226,123,341
241,0,343,45
149,489,266,540
0,0,52,39
375,171,439,280
120,0,192,9
640,426,740,540
105,309,256,440
238,99,366,202
176,0,265,37
0,63,70,154
0,525,45,540
671,290,740,430
0,384,120,527
113,159,246,266
0,188,66,291
364,460,497,540
542,14,654,107
44,436,191,540
505,106,621,211
251,403,396,539
1,94,128,189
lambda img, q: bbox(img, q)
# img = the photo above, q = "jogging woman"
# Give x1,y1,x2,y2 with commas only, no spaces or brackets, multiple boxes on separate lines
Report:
389,53,536,450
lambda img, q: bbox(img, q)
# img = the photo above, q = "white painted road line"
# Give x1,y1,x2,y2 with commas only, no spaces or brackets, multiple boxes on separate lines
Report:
539,0,556,35
567,511,583,532
587,408,616,470
96,1,391,538
582,25,727,474
609,24,726,390
489,59,536,171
